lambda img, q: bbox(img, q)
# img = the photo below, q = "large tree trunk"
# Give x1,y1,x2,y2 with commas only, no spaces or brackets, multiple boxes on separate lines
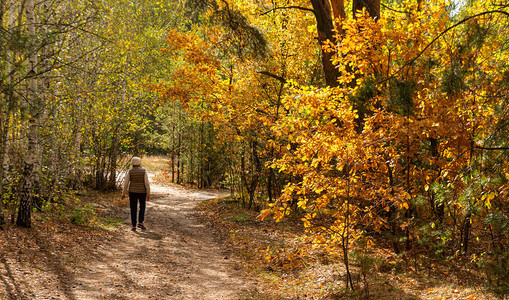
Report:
309,0,341,87
352,0,380,19
17,0,39,228
309,0,380,87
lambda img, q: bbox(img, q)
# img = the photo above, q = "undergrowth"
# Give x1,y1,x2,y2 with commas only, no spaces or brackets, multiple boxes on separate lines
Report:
197,197,503,299
27,189,125,230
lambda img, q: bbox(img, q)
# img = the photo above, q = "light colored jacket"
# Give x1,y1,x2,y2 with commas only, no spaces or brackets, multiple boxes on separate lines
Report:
122,166,150,195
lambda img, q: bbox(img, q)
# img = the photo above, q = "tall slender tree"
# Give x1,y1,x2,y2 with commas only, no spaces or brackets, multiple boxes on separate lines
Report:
17,0,38,228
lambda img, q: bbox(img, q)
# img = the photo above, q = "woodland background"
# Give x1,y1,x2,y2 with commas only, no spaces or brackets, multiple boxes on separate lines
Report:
1,0,508,297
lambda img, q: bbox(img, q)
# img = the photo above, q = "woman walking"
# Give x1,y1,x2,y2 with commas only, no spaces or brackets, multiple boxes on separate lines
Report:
122,157,151,231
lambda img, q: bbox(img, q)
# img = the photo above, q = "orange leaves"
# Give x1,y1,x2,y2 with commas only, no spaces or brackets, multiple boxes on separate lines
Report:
162,29,194,54
265,0,480,255
164,29,220,69
151,0,509,275
154,29,223,115
332,11,384,77
258,0,509,265
258,208,273,221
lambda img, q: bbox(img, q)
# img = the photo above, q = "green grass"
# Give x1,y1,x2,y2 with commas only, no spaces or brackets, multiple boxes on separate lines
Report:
99,217,124,229
226,212,252,222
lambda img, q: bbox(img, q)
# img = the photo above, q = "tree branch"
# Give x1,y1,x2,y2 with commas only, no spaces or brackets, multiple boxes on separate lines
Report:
475,146,509,150
381,3,409,15
261,6,316,18
379,10,509,84
257,71,287,83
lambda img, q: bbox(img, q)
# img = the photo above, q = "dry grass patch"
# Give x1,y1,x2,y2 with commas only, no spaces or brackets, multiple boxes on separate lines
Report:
140,155,170,173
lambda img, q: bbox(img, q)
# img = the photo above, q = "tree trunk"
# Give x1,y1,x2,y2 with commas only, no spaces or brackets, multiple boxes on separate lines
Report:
199,122,204,188
177,129,182,184
107,143,118,190
352,0,380,19
267,168,273,203
250,141,262,209
309,0,380,87
95,155,104,190
386,163,401,254
309,0,341,87
343,170,354,290
240,149,246,207
171,122,175,183
429,137,445,223
71,115,83,189
330,0,346,20
34,20,51,211
0,0,4,225
0,0,15,225
0,111,7,225
17,0,38,228
405,125,412,252
461,212,471,254
189,127,194,185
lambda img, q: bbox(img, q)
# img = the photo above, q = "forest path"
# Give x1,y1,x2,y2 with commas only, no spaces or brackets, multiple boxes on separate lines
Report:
71,180,250,300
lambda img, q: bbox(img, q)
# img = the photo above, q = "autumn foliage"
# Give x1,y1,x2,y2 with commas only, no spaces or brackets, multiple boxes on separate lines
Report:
2,0,508,296
151,0,509,294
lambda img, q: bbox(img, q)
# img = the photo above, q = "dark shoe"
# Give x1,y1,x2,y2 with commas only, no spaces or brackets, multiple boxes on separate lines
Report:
131,227,136,232
137,223,146,230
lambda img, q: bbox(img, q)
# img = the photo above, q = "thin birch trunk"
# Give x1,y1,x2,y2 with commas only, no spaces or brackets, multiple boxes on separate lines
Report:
0,0,7,225
17,0,39,228
109,54,130,189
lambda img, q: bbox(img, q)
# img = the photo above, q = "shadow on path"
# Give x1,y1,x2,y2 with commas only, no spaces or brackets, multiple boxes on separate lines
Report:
68,182,250,299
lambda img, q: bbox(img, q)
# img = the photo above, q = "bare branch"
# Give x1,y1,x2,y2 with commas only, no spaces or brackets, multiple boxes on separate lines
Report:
475,146,509,150
260,6,316,18
257,71,287,83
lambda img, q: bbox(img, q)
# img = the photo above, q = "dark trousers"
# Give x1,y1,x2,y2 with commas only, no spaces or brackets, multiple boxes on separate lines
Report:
129,192,146,227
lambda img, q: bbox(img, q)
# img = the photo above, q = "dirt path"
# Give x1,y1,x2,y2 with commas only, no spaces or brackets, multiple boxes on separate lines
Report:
0,181,254,300
71,181,252,300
